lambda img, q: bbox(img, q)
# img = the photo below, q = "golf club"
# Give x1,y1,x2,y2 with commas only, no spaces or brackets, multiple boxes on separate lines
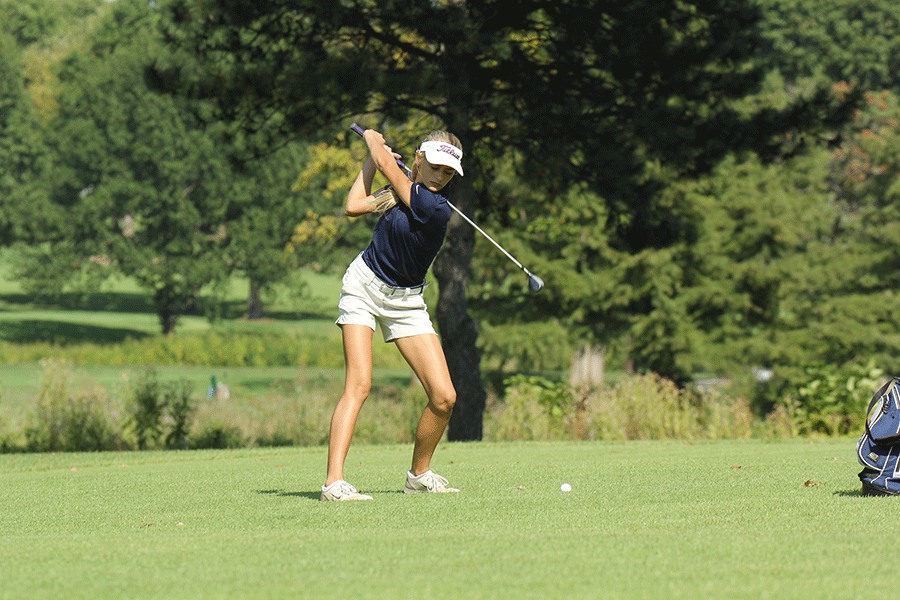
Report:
351,123,544,292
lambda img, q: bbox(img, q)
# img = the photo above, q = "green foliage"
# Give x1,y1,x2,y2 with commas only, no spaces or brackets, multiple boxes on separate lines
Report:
157,0,857,391
490,375,576,441
7,241,110,297
7,0,900,442
43,1,235,332
0,0,102,46
127,369,167,449
23,359,122,452
33,0,307,330
478,319,573,377
0,32,52,247
770,361,884,436
756,0,900,91
164,379,195,449
671,87,900,391
285,138,373,272
189,424,245,449
126,368,199,449
22,0,326,329
505,375,574,419
221,142,337,316
11,341,885,454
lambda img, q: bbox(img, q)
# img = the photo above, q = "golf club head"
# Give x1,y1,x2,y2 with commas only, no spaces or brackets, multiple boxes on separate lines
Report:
528,273,544,293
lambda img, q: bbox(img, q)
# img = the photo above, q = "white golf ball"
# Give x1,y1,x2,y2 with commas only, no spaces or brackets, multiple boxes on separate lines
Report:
560,483,572,492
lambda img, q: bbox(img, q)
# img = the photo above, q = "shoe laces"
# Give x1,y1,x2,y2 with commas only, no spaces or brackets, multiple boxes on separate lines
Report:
335,481,359,497
418,471,449,491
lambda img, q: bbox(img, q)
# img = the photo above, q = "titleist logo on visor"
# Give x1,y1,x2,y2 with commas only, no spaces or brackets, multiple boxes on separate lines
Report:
436,144,461,160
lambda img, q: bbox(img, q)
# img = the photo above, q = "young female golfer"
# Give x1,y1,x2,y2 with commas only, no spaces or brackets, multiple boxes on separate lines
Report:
320,127,464,501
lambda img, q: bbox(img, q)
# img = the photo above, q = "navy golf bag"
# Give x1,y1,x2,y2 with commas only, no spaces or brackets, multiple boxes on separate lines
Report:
857,377,900,496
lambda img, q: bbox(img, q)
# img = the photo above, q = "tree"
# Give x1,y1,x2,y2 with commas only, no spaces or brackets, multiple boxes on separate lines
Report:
0,32,51,247
26,0,324,332
225,143,320,320
0,0,101,47
285,135,382,274
45,1,236,333
649,0,900,402
756,0,900,91
154,0,855,436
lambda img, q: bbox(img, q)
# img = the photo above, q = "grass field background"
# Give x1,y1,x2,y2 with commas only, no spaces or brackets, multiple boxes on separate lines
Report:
0,256,891,598
0,438,883,600
0,263,415,431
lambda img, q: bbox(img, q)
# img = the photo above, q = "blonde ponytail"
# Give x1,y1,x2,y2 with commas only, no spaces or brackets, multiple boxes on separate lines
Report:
366,185,400,213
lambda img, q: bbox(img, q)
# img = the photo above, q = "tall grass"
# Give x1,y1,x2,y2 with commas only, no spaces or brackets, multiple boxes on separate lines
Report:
0,264,865,451
485,373,770,442
0,359,797,453
21,359,123,452
2,359,429,452
190,374,426,449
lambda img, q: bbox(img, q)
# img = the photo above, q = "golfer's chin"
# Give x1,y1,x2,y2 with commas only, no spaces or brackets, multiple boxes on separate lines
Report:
424,183,445,193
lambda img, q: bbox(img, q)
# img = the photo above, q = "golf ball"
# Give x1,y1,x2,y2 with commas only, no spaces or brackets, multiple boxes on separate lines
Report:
560,483,572,492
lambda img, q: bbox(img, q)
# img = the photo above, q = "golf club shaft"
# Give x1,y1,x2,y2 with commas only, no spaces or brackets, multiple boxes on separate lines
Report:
445,202,527,273
350,122,540,283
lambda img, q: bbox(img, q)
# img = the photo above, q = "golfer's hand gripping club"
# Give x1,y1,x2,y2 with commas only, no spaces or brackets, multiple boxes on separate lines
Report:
350,123,544,293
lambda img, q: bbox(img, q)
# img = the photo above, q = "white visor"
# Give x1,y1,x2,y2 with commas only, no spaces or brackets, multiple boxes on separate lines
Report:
418,141,464,176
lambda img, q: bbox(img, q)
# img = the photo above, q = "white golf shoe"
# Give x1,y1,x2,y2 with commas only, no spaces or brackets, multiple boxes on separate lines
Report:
403,470,459,493
320,480,373,501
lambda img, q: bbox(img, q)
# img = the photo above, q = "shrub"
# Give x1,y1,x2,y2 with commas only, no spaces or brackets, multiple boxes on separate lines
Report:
125,369,198,449
23,359,124,452
0,330,397,369
486,375,579,441
188,375,426,449
127,369,167,449
164,379,195,450
190,424,246,449
485,373,757,442
3,365,789,453
774,360,884,436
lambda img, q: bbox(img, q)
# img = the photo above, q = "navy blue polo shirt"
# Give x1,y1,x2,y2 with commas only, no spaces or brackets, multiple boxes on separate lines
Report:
362,183,451,288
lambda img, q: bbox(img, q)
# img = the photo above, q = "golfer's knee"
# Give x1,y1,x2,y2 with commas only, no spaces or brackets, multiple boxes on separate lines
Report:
344,380,371,403
430,386,456,416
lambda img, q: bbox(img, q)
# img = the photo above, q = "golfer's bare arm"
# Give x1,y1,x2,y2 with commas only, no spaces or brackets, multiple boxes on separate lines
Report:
345,158,379,217
345,130,414,216
366,133,413,208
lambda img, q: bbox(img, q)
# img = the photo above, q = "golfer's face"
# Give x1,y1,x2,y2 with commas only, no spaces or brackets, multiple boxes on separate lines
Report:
419,159,456,192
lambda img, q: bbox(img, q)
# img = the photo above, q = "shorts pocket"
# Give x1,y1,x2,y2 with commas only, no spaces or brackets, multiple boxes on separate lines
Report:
382,294,426,311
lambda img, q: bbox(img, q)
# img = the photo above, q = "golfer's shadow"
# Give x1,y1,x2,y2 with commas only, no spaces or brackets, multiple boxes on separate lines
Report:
256,489,320,501
256,489,403,501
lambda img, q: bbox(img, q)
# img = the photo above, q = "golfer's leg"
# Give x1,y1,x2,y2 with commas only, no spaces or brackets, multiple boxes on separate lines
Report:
325,324,374,486
394,333,456,476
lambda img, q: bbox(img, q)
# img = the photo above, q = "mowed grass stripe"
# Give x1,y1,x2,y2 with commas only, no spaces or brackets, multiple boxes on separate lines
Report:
0,439,887,600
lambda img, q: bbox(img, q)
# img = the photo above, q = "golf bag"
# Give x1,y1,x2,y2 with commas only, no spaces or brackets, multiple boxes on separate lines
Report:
857,377,900,496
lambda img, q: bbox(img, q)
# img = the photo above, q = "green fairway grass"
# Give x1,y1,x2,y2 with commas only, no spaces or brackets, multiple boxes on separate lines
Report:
0,439,886,600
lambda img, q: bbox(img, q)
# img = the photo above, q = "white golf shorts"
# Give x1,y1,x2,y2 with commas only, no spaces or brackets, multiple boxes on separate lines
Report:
336,253,436,342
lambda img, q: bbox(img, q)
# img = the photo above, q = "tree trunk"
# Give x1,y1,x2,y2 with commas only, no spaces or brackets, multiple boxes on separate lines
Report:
433,15,489,441
154,288,181,334
247,281,264,320
433,175,486,441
